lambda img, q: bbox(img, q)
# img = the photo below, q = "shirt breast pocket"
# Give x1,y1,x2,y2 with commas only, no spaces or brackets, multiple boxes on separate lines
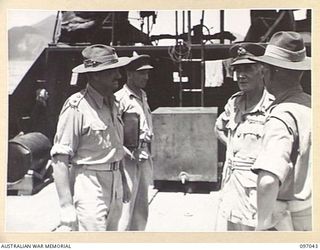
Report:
89,121,112,149
241,122,264,139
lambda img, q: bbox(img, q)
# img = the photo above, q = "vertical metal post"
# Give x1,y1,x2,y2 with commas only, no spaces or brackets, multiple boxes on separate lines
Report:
175,11,179,44
200,10,205,107
111,12,115,46
52,11,60,44
147,16,150,36
175,11,183,107
182,11,185,34
179,54,183,107
220,10,225,44
187,11,191,45
140,12,144,32
185,11,192,107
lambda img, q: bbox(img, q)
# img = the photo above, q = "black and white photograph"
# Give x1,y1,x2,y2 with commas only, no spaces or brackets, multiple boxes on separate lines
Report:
3,5,317,243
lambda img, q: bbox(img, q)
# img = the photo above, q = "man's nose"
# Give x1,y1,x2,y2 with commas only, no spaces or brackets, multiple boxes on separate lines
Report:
238,72,246,79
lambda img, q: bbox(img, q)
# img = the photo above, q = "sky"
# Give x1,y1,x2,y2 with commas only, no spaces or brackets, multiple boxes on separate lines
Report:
7,9,252,44
7,9,308,36
7,10,57,29
129,10,251,40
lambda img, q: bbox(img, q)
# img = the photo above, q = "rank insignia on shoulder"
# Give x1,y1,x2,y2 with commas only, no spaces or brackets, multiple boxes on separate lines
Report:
69,93,83,108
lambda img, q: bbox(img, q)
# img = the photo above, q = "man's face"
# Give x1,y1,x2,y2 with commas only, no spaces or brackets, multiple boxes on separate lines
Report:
128,70,150,89
263,64,303,95
90,68,122,95
233,63,264,93
261,64,287,95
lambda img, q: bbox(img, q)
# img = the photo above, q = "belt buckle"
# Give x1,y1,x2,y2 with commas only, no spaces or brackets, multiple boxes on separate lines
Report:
110,162,115,171
110,162,117,171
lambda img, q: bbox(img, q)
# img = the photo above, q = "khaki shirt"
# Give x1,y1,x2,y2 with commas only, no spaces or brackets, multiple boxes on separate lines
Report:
215,89,274,187
252,86,311,201
51,84,125,169
115,84,153,143
216,89,274,161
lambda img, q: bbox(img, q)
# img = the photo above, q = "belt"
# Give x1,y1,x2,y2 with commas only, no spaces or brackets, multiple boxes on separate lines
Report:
227,158,254,171
81,162,119,171
109,162,119,171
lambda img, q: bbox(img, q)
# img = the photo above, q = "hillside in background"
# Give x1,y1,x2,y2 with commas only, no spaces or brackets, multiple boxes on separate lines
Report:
8,15,56,60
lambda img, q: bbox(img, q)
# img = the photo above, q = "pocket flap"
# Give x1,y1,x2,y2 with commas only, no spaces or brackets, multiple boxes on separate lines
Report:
241,123,264,137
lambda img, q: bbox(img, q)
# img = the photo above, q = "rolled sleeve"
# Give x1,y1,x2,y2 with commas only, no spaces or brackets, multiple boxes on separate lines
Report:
50,144,74,157
51,105,82,158
252,116,295,185
215,111,227,131
215,100,231,131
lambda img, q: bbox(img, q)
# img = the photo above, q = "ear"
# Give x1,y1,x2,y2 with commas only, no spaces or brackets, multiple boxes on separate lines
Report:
126,70,133,79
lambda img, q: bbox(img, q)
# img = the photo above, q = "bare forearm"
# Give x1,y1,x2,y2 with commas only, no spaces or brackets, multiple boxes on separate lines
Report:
52,154,78,230
52,155,73,208
215,127,228,145
119,160,131,203
119,160,126,184
256,170,280,230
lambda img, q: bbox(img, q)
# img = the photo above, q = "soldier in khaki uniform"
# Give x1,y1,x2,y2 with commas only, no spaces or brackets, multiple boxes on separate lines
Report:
215,43,274,231
115,52,153,231
251,31,312,231
51,44,131,231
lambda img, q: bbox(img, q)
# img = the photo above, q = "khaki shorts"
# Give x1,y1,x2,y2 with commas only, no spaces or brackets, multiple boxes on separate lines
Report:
272,198,312,231
73,167,123,231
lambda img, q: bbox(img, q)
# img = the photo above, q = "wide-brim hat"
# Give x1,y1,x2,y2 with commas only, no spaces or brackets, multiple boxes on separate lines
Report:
230,43,266,66
72,44,131,73
250,31,311,70
126,51,154,71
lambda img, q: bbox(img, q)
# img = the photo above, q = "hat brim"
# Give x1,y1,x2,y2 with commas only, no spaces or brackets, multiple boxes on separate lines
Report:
127,54,153,71
231,58,257,66
136,65,154,71
250,55,311,71
72,57,131,73
129,54,150,64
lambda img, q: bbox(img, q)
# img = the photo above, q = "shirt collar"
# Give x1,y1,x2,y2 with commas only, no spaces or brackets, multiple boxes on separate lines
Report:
123,84,146,101
236,89,274,114
86,83,116,109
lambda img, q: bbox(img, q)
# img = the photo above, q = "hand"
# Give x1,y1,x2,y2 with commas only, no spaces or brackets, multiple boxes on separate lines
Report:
256,213,284,231
123,146,135,160
256,216,274,231
122,181,131,203
137,149,149,161
60,205,78,231
144,133,153,142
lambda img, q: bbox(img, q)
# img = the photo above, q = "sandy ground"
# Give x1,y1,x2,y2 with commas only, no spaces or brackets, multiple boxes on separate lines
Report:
6,183,221,232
